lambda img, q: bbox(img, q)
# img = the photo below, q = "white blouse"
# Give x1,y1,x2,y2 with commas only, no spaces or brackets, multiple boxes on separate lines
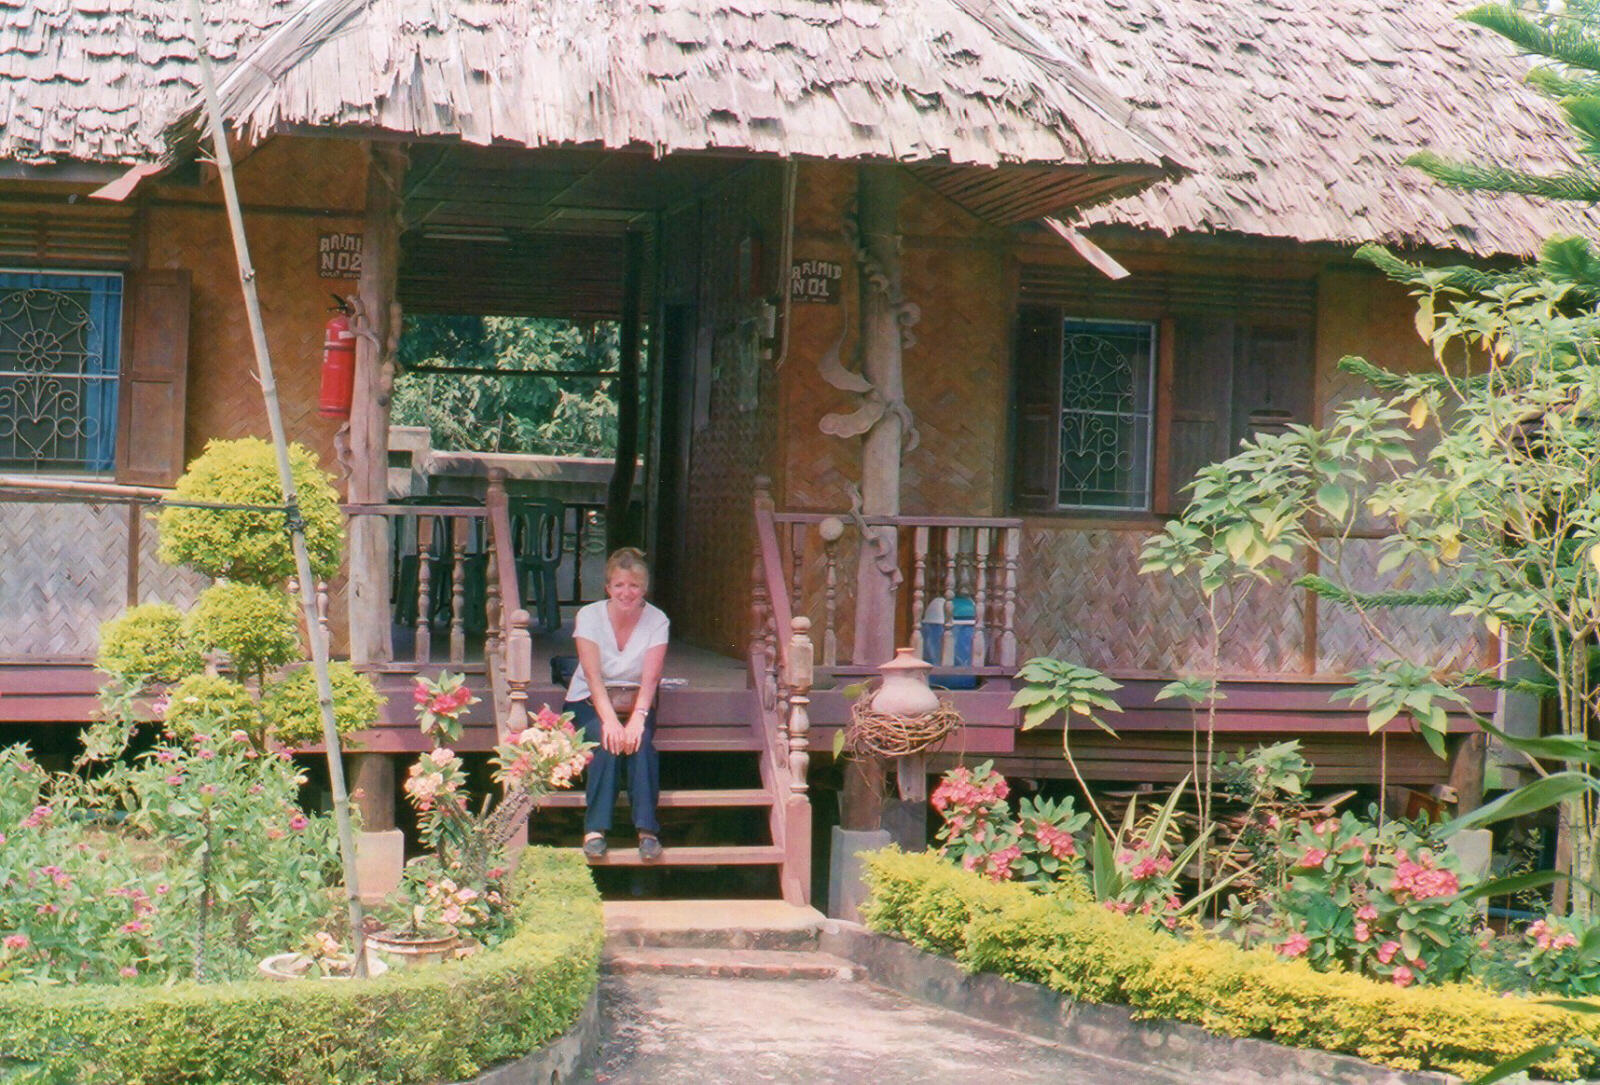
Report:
565,600,671,703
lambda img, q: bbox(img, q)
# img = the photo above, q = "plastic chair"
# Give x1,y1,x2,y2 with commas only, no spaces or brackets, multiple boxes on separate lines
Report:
391,494,487,634
511,498,565,633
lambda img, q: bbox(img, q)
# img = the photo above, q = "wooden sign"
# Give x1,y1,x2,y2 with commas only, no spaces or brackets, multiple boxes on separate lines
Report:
790,259,843,304
317,233,363,279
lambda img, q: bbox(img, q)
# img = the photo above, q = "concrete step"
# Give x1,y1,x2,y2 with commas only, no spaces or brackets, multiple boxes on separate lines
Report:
603,946,857,981
580,843,783,867
604,899,826,951
537,787,773,809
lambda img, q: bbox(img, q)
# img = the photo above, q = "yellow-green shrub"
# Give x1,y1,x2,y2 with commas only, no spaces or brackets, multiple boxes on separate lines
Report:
187,582,302,682
158,438,343,585
162,674,263,745
96,603,202,686
0,847,601,1085
262,662,381,749
862,849,1600,1080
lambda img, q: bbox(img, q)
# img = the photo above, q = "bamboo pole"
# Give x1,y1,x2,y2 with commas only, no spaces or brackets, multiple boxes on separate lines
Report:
184,0,367,974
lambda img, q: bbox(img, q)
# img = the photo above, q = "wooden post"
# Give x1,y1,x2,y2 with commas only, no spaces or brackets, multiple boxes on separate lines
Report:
851,164,905,669
125,502,141,606
786,617,813,794
607,231,645,552
349,753,396,832
347,142,405,666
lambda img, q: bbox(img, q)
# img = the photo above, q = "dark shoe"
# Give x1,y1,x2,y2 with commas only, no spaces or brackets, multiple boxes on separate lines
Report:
638,834,663,862
582,834,607,860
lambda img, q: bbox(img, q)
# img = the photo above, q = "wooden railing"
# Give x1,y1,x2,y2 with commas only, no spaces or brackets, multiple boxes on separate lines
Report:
763,502,1022,679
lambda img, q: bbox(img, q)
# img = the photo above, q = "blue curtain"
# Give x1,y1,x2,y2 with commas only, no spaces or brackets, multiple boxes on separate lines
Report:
0,270,123,472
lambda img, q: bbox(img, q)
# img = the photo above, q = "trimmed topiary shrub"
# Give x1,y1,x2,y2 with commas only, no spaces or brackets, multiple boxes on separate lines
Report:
862,848,1600,1081
0,847,601,1084
187,583,302,683
157,438,343,585
96,603,202,686
262,662,382,749
161,674,263,746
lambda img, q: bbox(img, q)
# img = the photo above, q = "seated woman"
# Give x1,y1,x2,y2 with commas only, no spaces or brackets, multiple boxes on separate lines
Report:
564,547,670,861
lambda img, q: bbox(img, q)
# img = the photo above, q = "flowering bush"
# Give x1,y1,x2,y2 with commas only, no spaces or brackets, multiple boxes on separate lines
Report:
413,671,479,744
931,762,1088,888
0,723,341,985
393,702,593,947
1518,916,1600,996
1261,810,1478,987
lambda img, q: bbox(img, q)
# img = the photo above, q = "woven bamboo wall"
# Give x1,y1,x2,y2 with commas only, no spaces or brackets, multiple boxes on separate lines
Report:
780,163,1010,517
670,164,785,656
0,502,208,659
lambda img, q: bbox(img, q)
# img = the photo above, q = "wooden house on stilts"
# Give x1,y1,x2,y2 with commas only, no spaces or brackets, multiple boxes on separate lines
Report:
2,0,1597,904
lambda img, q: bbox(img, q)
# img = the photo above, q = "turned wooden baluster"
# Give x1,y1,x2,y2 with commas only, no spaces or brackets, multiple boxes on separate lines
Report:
910,525,929,656
785,617,813,795
999,526,1020,668
972,528,990,668
750,547,778,715
941,527,958,667
819,516,843,667
485,525,502,663
789,523,804,629
505,608,532,736
415,514,434,663
449,515,468,665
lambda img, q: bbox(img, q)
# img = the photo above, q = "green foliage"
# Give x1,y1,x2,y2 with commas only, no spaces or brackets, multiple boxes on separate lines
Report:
96,603,202,687
186,583,302,683
0,724,338,986
1010,658,1122,733
861,849,1600,1080
928,762,1091,891
391,316,640,457
158,438,343,584
0,848,601,1085
261,663,381,750
161,674,263,747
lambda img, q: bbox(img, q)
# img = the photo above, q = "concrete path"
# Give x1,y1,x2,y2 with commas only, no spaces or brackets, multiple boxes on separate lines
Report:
576,972,1191,1084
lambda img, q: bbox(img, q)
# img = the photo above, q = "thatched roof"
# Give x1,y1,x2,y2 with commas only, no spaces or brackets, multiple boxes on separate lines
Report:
1029,0,1600,256
0,0,300,168
0,0,1179,176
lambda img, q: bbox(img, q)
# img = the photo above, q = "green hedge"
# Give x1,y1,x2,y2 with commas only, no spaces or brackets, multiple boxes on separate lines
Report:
862,849,1600,1081
0,848,602,1085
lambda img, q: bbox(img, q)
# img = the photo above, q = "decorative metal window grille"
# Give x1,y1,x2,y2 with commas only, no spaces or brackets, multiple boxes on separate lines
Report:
0,270,123,474
1056,318,1155,510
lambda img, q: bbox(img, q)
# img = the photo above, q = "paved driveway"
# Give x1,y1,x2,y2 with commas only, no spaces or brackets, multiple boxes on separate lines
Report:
577,972,1193,1084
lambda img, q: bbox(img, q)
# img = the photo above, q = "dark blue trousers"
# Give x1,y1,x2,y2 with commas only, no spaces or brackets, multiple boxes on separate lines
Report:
565,698,660,835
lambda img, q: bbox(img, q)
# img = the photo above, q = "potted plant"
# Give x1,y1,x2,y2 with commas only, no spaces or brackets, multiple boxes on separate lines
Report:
259,931,388,981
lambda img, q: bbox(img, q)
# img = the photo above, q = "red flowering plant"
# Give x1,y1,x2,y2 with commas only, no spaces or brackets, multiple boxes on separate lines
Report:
931,762,1089,887
393,700,593,947
1517,916,1600,996
1260,809,1479,987
412,671,479,744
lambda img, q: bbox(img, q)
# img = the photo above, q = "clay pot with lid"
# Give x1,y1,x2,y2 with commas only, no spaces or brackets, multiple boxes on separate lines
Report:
871,647,940,717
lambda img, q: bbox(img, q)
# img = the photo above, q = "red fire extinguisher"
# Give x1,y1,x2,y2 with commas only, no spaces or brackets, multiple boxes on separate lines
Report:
319,295,357,419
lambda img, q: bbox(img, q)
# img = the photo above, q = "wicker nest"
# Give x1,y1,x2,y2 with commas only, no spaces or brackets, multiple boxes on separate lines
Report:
844,696,963,758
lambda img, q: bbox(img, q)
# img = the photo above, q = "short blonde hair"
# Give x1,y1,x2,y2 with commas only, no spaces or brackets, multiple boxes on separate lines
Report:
605,546,650,588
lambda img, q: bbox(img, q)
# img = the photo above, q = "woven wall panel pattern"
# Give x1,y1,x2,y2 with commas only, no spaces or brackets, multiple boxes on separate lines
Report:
0,502,206,659
1013,523,1307,675
1315,539,1488,674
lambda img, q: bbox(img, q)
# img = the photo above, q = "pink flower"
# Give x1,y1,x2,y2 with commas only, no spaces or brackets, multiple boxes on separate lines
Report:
35,903,57,916
119,920,148,935
487,867,507,880
229,730,250,744
199,784,220,797
1354,922,1370,943
429,747,455,766
265,827,285,840
196,748,215,761
1129,856,1162,880
119,966,138,978
1356,904,1378,921
1391,966,1414,987
1298,848,1329,868
3,934,29,950
288,814,309,832
413,681,433,706
1277,933,1311,958
166,774,185,786
21,804,51,828
1377,941,1400,965
155,749,177,763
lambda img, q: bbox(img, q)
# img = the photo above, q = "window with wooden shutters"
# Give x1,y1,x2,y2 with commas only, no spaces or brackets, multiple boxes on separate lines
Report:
1011,267,1315,515
114,269,192,487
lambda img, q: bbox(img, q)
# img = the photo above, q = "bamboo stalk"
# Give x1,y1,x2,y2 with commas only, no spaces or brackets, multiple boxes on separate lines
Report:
185,0,367,975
